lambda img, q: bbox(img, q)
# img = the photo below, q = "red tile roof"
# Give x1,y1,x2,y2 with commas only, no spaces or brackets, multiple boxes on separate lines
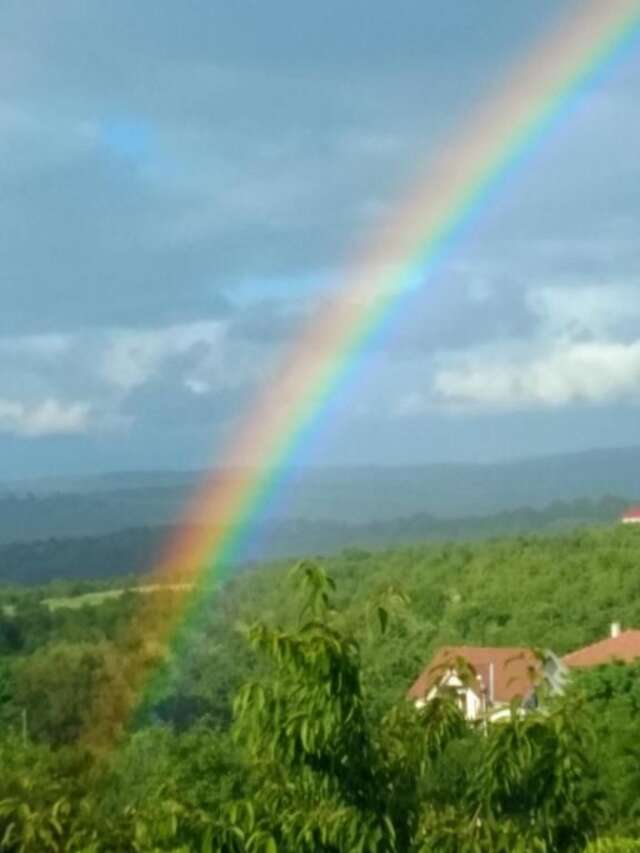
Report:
622,506,640,520
562,630,640,667
407,645,541,704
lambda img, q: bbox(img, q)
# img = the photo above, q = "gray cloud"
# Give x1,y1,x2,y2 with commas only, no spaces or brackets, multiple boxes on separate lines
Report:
0,0,580,337
2,0,640,473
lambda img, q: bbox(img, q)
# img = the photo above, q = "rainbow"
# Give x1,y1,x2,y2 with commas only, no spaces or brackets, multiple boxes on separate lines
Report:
89,0,640,743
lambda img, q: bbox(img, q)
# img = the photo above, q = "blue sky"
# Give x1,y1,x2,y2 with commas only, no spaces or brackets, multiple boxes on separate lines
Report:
1,1,639,477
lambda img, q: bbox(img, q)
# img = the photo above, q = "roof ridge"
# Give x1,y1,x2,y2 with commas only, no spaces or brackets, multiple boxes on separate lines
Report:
565,629,640,649
563,629,640,665
438,644,532,652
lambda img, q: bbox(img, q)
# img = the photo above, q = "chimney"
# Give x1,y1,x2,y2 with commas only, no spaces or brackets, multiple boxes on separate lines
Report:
611,622,621,639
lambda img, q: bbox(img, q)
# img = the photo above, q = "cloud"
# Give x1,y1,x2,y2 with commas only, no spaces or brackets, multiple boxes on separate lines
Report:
0,1,578,340
0,316,288,443
526,283,640,342
386,270,536,355
434,340,640,409
0,398,91,437
375,281,640,416
2,0,640,472
99,321,227,392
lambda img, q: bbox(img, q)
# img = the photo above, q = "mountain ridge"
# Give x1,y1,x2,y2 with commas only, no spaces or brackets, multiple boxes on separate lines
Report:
0,445,637,544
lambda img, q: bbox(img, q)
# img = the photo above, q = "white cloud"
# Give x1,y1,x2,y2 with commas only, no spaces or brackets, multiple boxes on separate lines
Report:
100,321,226,391
527,283,640,340
434,340,640,408
427,281,640,410
0,317,277,440
0,322,232,438
0,397,91,437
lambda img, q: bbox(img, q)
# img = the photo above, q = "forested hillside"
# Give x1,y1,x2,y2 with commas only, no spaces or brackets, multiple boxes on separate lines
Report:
0,495,628,584
1,526,640,848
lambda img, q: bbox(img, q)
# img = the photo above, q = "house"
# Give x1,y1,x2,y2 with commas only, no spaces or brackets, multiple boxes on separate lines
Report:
562,623,640,668
407,645,566,722
621,506,640,525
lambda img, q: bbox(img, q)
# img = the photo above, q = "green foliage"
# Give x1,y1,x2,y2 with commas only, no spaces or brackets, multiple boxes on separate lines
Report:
0,734,90,852
10,641,138,747
568,663,640,836
469,698,599,850
229,563,600,851
586,841,640,852
1,527,640,849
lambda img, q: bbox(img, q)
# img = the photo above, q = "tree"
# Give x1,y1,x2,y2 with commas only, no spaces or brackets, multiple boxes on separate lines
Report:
229,561,600,851
12,641,137,748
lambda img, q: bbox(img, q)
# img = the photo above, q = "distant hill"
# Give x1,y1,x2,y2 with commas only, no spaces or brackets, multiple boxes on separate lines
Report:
0,495,629,585
0,445,638,543
0,469,197,497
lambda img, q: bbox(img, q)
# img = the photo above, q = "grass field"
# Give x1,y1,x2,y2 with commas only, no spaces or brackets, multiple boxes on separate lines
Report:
0,583,194,616
44,583,193,610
